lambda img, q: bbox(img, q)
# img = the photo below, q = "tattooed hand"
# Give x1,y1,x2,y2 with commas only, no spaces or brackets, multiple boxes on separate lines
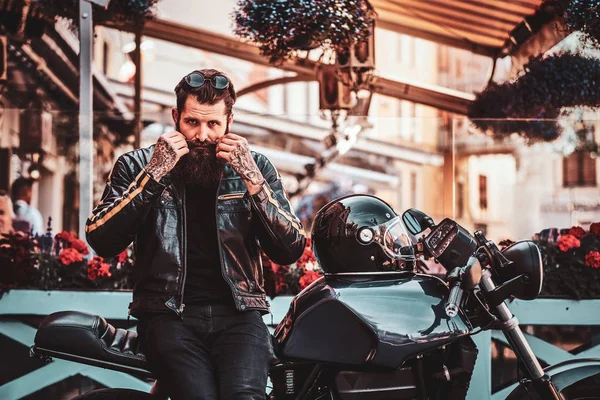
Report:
145,131,189,182
216,133,265,194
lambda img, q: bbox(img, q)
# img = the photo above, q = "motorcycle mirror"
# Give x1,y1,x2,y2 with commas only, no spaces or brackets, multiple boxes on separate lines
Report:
402,209,435,235
463,257,482,290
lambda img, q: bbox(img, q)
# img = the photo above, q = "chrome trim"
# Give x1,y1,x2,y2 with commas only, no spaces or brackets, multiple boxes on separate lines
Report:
338,386,416,394
324,271,413,276
443,365,451,381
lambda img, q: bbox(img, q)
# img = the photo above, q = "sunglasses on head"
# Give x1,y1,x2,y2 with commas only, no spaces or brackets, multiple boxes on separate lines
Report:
184,72,230,90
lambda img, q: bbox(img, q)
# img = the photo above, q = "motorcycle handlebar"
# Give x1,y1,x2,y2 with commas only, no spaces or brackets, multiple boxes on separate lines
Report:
445,280,463,318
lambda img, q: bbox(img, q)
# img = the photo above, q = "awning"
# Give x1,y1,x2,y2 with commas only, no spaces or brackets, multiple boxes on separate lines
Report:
371,0,560,57
103,18,474,115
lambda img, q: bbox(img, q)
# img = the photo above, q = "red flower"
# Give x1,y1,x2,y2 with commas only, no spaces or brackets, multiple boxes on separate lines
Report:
275,279,288,295
557,234,581,252
70,238,89,255
87,255,104,266
296,242,316,268
58,248,83,265
299,270,322,290
98,263,112,277
87,256,112,280
585,251,600,269
56,231,76,243
569,226,586,240
117,249,128,264
590,222,600,238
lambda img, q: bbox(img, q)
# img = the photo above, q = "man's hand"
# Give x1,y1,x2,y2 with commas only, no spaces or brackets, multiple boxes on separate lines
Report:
145,131,189,182
216,133,265,194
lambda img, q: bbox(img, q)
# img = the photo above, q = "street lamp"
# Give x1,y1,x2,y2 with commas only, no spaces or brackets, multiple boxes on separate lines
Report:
79,0,110,242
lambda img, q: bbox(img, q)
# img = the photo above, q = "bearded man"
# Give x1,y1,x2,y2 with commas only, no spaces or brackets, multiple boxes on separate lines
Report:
86,69,306,400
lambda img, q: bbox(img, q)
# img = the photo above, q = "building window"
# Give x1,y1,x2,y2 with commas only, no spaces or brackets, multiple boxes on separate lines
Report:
410,171,417,207
437,45,449,73
457,182,464,218
408,101,416,118
456,58,464,79
563,152,597,187
102,41,109,75
398,101,416,141
479,175,487,210
282,85,288,115
397,35,415,66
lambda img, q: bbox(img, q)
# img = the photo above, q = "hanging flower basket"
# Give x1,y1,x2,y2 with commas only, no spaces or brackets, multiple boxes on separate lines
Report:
468,53,600,143
286,29,328,51
564,0,600,46
36,0,160,26
233,0,376,64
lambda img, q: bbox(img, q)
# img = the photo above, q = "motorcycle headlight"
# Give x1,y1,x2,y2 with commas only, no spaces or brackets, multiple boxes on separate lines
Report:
498,241,543,300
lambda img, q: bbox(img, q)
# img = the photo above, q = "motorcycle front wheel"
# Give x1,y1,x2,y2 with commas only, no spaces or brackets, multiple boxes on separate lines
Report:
71,389,154,399
560,377,600,400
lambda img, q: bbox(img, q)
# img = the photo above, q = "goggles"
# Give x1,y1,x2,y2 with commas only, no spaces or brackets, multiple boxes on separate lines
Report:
357,216,416,260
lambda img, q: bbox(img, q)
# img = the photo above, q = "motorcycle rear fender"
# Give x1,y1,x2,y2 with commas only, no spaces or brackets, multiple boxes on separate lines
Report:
505,358,600,399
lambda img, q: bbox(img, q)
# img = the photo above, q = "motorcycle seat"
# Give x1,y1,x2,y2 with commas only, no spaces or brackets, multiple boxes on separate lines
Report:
30,311,153,378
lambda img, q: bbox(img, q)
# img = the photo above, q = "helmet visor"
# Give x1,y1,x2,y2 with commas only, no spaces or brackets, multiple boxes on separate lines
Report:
376,217,416,260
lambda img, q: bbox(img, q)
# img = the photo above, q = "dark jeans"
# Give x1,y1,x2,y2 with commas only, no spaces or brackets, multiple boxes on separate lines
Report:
137,304,273,400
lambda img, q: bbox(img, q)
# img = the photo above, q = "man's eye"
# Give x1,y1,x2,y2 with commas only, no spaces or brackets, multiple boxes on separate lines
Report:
208,121,218,127
187,119,198,125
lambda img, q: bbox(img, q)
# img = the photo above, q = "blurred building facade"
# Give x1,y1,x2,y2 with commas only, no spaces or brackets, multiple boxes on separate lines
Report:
1,0,598,241
445,34,600,242
0,6,131,234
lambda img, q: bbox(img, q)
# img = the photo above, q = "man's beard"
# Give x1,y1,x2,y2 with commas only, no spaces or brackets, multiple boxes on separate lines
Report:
171,140,226,187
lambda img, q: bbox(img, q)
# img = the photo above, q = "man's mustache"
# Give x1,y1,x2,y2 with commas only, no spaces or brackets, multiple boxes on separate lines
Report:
187,141,216,151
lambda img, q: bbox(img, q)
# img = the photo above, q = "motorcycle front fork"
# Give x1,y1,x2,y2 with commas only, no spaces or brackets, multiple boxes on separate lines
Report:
479,270,562,400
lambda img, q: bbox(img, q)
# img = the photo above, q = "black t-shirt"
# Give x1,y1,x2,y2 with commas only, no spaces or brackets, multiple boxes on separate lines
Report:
183,183,234,306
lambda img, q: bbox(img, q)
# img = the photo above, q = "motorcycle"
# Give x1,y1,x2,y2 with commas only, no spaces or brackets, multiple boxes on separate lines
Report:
29,207,600,399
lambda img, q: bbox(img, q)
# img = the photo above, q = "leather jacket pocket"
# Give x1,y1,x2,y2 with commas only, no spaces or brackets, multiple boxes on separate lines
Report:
217,193,251,213
153,187,181,209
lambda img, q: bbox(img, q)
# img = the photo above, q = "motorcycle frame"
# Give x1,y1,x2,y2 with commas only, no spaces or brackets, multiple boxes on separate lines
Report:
479,269,570,399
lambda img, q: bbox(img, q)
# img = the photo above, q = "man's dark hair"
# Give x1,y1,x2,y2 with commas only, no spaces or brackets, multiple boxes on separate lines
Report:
11,177,33,201
174,69,237,116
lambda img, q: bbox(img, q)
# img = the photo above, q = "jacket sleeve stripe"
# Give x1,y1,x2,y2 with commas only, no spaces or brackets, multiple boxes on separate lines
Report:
85,171,150,233
264,185,305,236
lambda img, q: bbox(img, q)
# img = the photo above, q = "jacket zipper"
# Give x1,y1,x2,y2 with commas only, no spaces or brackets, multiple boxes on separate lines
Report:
217,193,245,200
177,185,187,316
215,178,240,309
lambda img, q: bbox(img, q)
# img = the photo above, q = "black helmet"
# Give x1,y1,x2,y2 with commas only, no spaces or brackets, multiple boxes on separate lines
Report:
311,194,416,275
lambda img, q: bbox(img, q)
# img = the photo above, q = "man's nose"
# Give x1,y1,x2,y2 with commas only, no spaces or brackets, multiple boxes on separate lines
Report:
195,125,210,142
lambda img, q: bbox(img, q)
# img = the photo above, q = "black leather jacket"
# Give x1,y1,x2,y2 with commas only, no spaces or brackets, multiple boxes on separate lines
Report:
85,146,306,317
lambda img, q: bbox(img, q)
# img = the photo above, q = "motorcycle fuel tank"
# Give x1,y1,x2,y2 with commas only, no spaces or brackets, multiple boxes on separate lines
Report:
273,273,472,369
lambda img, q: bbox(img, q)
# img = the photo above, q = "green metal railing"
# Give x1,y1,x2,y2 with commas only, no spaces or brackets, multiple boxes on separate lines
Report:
1,290,599,399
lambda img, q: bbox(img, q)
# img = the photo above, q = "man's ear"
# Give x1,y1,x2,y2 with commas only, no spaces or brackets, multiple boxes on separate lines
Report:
227,113,234,132
172,107,179,128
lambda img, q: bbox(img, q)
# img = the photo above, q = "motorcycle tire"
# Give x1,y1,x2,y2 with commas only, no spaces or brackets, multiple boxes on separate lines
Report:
562,388,600,400
70,389,154,400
